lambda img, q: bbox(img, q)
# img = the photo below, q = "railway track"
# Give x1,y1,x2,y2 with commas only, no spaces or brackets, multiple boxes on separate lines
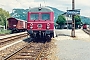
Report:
0,32,28,48
4,42,49,60
83,29,90,35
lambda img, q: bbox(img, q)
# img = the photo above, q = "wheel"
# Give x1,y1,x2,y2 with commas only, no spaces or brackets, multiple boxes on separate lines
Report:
50,33,54,38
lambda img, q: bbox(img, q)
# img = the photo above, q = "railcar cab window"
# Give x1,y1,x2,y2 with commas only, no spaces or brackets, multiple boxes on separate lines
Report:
41,13,50,20
30,13,39,20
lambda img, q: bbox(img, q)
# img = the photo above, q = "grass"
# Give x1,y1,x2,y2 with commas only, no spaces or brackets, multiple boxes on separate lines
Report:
0,29,11,34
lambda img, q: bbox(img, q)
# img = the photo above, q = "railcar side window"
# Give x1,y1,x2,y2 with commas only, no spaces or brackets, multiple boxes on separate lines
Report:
30,14,39,20
41,13,50,20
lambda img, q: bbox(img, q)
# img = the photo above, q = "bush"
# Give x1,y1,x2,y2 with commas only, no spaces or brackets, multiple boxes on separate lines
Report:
0,29,11,34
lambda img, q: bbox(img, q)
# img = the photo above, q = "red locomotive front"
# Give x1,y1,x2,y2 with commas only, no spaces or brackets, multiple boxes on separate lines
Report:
27,7,54,38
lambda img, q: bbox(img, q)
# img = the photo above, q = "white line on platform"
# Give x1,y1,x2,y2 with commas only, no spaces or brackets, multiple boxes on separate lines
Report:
0,40,23,51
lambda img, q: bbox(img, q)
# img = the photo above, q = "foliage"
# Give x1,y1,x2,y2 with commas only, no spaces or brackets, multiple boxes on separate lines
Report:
56,15,66,25
0,8,10,28
56,15,66,29
0,29,11,34
74,15,81,28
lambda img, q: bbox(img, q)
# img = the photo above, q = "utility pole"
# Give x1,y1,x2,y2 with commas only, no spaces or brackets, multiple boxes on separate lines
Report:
71,0,75,37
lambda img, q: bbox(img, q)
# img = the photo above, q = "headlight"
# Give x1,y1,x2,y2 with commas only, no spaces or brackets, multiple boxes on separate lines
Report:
30,26,33,29
47,26,50,29
47,23,50,29
30,23,33,29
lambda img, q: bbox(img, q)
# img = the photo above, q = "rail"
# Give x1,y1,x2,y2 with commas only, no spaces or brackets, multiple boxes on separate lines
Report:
83,29,90,35
4,42,49,60
0,32,28,46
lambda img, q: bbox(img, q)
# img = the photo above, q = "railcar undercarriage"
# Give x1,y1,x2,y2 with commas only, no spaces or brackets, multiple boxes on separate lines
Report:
27,30,54,39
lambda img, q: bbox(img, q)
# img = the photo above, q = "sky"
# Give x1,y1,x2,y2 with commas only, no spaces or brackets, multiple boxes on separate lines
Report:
0,0,90,17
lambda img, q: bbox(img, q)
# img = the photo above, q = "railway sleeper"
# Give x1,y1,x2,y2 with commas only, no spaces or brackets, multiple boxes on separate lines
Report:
5,42,49,60
19,52,39,56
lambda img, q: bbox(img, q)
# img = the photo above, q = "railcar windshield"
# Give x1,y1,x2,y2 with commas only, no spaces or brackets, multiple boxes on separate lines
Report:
41,13,50,20
30,13,39,20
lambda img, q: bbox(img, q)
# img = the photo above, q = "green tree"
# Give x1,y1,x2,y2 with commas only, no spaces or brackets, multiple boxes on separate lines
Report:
0,8,10,28
56,15,66,29
74,15,81,28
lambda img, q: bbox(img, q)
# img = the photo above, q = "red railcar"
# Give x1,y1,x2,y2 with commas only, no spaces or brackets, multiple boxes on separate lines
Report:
7,17,27,33
83,24,87,29
27,7,55,39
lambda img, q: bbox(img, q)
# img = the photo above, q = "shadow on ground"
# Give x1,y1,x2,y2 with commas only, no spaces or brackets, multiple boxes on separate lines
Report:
23,37,51,43
57,34,70,36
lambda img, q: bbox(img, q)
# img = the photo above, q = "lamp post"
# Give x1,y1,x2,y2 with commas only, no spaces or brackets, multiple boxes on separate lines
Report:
71,0,75,37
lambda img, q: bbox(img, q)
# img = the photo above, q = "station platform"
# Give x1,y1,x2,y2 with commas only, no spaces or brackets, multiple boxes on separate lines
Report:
53,29,90,60
55,29,90,41
0,32,27,40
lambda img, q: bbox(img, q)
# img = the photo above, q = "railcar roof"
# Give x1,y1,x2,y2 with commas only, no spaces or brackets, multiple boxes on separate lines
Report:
29,7,54,12
7,17,27,22
16,18,27,22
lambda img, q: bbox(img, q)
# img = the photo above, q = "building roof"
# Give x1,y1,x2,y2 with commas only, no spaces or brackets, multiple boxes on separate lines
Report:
7,17,27,22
